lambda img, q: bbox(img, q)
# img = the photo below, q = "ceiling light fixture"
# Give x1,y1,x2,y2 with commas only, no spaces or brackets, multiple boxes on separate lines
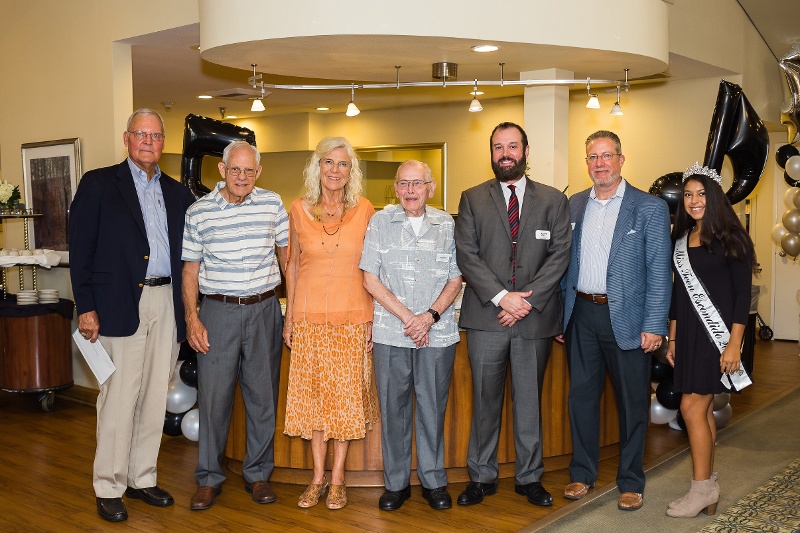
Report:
249,63,267,112
471,44,499,53
469,79,483,112
346,84,360,116
197,95,212,99
609,68,629,116
219,107,226,120
586,79,600,109
316,107,330,111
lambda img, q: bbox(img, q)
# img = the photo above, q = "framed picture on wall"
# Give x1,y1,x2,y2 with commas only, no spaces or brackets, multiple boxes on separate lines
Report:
21,138,82,263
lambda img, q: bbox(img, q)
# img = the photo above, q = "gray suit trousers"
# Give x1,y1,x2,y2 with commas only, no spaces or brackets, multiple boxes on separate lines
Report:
194,296,283,488
373,343,456,491
465,328,551,484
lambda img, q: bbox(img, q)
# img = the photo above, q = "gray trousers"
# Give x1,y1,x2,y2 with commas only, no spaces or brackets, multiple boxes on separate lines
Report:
194,295,283,488
465,328,551,484
373,343,456,491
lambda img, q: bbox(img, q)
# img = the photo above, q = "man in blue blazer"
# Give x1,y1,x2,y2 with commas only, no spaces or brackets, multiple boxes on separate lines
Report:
561,130,671,511
70,109,196,522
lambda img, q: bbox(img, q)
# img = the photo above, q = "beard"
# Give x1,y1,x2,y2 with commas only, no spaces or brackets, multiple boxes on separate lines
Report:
492,155,527,182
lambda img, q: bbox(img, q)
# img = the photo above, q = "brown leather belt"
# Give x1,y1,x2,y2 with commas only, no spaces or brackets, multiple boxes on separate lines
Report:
204,290,275,305
577,291,608,304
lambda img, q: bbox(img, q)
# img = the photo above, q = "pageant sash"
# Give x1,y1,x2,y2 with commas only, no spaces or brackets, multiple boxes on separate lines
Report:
674,234,752,391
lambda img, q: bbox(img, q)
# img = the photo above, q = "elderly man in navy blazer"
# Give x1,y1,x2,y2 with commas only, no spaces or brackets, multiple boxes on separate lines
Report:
561,130,671,511
70,108,195,522
455,122,571,508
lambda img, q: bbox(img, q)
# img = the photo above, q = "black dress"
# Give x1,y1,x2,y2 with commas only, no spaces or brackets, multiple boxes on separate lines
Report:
670,238,751,395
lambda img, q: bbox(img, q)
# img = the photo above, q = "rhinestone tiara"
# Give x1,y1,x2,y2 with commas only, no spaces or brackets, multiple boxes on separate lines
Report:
682,162,722,185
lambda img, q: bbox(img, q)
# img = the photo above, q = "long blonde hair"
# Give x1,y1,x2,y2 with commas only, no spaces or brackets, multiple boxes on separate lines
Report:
303,137,363,210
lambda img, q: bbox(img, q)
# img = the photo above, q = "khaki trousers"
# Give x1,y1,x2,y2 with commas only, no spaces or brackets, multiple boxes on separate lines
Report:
93,284,179,498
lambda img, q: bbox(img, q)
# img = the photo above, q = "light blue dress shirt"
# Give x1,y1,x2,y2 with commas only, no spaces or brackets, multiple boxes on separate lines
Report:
127,158,170,278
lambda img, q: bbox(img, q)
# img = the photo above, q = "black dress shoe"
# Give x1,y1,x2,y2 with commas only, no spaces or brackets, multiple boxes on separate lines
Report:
421,486,452,510
379,485,411,511
97,497,128,522
125,486,175,507
457,481,497,506
515,481,553,506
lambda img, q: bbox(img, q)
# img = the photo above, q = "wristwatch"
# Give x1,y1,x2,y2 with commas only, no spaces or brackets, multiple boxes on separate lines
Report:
427,308,440,323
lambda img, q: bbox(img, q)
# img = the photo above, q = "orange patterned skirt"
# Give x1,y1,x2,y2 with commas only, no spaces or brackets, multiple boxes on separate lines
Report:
284,321,379,441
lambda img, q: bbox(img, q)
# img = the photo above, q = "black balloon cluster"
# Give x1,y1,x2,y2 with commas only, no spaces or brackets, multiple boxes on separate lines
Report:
162,341,200,440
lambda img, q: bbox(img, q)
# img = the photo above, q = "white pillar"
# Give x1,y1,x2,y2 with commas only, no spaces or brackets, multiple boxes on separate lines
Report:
521,69,572,192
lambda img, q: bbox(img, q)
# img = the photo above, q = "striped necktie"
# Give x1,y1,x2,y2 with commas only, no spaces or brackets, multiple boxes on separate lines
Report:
508,184,519,286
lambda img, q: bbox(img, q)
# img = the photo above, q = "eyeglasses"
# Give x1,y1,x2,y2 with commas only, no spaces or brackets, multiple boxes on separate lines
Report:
396,180,432,189
585,153,620,163
225,166,257,177
127,131,165,142
321,159,351,170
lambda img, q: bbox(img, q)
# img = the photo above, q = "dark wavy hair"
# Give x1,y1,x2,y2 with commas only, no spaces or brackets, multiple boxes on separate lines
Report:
672,174,757,273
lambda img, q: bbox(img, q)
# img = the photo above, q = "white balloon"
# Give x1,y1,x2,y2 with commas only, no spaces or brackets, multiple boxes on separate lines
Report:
712,403,733,429
713,392,731,411
181,408,200,441
787,156,800,181
668,418,684,431
166,379,197,414
772,223,790,245
650,394,678,425
784,187,800,209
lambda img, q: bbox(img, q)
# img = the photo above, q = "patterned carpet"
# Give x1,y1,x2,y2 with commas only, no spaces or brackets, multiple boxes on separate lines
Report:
699,458,800,533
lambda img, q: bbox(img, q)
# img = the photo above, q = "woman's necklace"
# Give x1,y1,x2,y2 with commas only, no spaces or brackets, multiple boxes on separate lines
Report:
316,202,345,253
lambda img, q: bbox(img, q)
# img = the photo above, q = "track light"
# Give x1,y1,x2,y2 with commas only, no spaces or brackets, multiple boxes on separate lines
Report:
610,86,623,115
469,80,483,112
346,84,360,116
251,98,265,112
586,79,600,109
249,64,266,112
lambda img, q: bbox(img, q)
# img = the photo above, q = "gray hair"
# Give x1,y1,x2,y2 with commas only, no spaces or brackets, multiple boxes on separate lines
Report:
395,160,432,182
585,130,622,154
222,140,260,166
303,137,363,210
127,108,165,133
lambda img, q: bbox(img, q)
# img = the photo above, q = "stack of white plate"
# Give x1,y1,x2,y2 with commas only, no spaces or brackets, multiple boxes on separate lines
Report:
38,289,59,304
16,289,39,305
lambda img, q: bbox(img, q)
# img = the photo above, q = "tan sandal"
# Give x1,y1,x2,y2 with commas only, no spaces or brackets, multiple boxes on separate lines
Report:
298,476,328,508
326,481,347,510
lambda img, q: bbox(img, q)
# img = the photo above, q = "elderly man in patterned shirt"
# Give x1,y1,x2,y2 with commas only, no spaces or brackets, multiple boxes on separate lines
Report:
360,160,463,512
182,140,288,511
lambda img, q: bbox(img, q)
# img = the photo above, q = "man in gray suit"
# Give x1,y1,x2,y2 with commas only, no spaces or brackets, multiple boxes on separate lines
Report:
455,122,571,507
561,130,671,511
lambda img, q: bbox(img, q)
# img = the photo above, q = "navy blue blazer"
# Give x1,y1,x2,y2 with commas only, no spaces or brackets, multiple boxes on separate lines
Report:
563,182,672,350
69,160,195,341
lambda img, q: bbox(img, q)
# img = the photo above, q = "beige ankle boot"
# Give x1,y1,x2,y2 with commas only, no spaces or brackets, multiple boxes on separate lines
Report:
666,478,719,517
669,472,718,510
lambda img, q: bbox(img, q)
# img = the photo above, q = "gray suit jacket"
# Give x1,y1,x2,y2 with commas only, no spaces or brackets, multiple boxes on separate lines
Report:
562,182,672,350
455,177,571,339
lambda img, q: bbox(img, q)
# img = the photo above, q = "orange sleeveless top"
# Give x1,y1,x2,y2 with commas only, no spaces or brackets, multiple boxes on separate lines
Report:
289,197,374,325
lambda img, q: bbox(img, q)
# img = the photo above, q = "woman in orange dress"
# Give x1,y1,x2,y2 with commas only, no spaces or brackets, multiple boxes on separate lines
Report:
283,136,378,510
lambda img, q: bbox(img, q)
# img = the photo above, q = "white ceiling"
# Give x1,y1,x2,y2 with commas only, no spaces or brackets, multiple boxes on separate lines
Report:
129,1,800,121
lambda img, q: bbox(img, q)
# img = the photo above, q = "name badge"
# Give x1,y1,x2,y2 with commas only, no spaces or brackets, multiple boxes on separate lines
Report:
536,230,551,240
436,253,450,262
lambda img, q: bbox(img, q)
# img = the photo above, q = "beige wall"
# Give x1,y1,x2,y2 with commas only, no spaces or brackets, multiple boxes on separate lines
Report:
0,0,786,387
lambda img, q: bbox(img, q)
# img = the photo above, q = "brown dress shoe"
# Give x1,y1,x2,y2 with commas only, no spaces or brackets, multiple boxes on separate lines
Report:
618,491,643,511
564,482,594,500
190,486,222,510
245,480,277,504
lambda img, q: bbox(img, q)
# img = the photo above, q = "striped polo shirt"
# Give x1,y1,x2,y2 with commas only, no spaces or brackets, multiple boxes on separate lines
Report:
182,181,289,296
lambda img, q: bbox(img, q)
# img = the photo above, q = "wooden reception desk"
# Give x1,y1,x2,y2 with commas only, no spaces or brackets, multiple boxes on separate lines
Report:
225,334,620,487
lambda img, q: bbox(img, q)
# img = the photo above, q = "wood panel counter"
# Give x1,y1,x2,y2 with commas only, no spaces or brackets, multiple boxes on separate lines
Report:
225,334,620,486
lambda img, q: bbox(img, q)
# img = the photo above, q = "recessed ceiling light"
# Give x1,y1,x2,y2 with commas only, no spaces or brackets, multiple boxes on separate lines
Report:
197,95,212,99
225,115,238,119
470,90,484,96
471,44,499,53
316,107,330,111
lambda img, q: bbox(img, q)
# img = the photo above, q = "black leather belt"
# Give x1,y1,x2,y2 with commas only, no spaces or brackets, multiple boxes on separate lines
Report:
577,291,608,304
204,290,275,305
143,276,171,287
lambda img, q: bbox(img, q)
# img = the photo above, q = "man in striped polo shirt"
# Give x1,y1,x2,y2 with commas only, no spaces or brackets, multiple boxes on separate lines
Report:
182,140,289,511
